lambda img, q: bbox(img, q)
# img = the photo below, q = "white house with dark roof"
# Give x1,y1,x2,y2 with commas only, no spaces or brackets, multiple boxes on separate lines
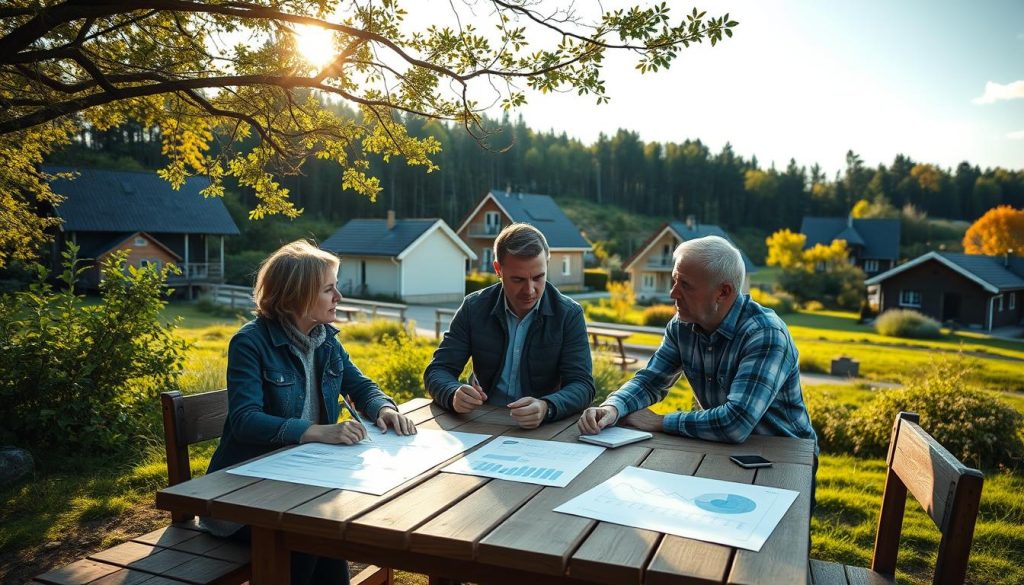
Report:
799,216,901,275
455,190,592,291
46,166,240,293
624,217,757,300
865,252,1024,330
321,212,476,303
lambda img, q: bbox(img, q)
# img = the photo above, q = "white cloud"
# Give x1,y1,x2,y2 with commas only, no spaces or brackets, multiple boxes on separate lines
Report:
973,80,1024,104
1008,130,1024,140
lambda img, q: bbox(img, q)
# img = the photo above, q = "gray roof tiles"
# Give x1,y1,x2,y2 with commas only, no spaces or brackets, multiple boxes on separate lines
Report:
800,217,900,260
320,219,439,257
46,166,240,235
941,253,1024,291
666,222,758,273
487,190,591,249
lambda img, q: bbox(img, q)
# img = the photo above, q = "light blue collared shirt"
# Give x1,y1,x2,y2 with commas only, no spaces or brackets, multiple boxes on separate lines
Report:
489,292,542,405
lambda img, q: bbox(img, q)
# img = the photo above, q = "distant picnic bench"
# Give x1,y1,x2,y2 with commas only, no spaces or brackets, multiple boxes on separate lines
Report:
587,325,638,370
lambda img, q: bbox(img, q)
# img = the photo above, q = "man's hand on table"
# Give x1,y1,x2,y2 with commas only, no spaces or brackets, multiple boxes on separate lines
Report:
507,396,547,429
452,375,487,413
577,405,619,435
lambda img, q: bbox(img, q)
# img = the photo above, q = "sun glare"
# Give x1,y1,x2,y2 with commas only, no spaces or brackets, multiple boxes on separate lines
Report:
294,24,335,70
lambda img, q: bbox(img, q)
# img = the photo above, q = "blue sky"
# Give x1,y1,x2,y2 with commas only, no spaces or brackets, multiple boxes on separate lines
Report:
499,0,1024,176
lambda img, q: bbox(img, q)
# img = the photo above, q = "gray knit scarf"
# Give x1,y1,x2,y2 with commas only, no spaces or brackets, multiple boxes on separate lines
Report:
282,320,328,426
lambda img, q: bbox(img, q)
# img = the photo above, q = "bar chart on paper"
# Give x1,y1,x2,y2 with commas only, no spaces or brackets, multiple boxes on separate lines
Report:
443,437,604,487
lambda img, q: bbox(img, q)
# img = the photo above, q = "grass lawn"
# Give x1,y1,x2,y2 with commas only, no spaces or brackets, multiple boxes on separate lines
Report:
3,303,1023,584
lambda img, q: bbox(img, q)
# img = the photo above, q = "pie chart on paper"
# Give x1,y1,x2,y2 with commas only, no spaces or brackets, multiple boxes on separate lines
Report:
694,493,757,514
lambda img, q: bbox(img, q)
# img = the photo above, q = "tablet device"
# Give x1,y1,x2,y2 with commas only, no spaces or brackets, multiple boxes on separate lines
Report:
579,426,653,448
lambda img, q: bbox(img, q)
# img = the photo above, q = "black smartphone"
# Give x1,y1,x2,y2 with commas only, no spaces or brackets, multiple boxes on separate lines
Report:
730,454,772,468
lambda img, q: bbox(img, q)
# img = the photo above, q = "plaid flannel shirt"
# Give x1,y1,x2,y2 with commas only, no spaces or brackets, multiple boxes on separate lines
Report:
604,295,818,451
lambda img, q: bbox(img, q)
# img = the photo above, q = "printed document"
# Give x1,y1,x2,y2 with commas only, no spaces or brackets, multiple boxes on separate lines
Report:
227,428,490,495
554,466,799,551
442,437,604,487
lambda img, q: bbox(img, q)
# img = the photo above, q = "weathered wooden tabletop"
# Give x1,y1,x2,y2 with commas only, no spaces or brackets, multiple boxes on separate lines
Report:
156,399,815,585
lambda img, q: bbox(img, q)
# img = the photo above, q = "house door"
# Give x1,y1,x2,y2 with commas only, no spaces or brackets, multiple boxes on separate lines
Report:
942,293,960,322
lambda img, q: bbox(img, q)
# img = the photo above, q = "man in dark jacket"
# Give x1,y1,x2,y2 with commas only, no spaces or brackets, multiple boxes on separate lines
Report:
424,223,595,428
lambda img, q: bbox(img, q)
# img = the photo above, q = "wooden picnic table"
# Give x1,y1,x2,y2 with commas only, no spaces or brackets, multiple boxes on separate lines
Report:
156,400,815,585
587,326,639,370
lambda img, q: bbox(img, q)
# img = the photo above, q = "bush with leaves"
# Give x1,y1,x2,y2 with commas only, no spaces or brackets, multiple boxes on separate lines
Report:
848,354,1023,468
355,330,434,405
465,272,499,294
875,308,941,339
749,288,795,314
0,244,186,457
592,357,632,404
642,305,677,327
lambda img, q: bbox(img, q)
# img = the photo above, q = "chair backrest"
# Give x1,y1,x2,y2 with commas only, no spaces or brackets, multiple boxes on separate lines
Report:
871,412,984,585
161,390,229,521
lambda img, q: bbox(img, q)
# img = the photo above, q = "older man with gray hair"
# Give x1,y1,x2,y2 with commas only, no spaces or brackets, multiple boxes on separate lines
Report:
578,236,817,456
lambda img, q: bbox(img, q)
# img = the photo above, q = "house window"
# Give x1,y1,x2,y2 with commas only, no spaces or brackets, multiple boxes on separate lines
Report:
482,248,494,271
996,294,1004,312
484,211,501,235
899,289,921,308
562,256,571,276
864,259,879,273
134,236,147,246
641,273,656,290
1011,292,1017,310
140,259,161,270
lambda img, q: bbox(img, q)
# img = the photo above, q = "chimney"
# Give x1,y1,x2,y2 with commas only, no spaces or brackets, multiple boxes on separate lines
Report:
386,209,396,230
504,182,512,197
1007,249,1014,268
685,215,696,230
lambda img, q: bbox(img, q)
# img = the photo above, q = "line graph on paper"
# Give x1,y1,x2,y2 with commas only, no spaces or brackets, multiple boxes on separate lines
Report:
553,466,799,551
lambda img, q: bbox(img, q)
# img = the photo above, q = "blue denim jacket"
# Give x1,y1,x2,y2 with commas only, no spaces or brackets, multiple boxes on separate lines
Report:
207,317,396,473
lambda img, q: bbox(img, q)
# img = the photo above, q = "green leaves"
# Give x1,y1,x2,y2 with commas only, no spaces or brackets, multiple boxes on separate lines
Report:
0,243,187,457
0,1,737,265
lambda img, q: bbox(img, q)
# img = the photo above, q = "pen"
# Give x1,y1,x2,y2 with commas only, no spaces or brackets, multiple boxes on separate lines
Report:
341,394,374,442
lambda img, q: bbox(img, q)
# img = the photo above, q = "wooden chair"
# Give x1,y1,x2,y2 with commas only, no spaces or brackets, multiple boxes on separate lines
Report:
34,390,392,584
810,412,984,585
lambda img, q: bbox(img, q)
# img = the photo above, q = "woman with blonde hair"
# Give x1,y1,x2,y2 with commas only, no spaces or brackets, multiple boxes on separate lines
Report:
203,240,416,584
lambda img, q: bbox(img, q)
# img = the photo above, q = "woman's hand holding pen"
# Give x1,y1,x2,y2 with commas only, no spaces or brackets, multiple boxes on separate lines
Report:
300,422,366,445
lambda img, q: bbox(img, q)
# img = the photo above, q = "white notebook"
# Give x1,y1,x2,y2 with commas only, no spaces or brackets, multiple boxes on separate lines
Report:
578,426,653,448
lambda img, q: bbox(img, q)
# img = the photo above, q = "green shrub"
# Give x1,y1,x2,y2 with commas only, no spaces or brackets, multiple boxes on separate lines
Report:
584,269,609,291
222,250,266,286
592,357,631,404
875,308,941,339
642,305,676,327
341,319,411,343
848,354,1024,468
803,300,825,311
749,288,796,314
355,331,433,404
805,392,856,453
0,244,186,457
465,271,499,294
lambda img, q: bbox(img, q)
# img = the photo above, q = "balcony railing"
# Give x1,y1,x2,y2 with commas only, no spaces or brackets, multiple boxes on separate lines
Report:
644,257,674,269
466,222,502,237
